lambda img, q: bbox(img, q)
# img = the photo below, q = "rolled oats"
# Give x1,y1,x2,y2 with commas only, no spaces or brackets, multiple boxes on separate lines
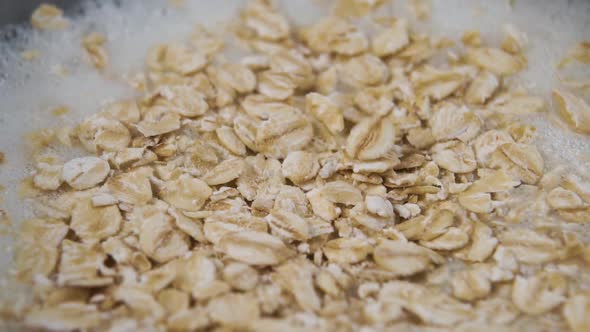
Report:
106,168,153,205
498,228,564,264
31,4,68,30
563,294,590,332
173,253,228,300
147,43,207,75
104,100,140,125
211,63,257,96
372,18,409,57
216,230,294,266
138,206,190,263
153,85,209,117
82,32,109,70
512,272,567,315
307,188,341,221
547,187,585,210
501,24,527,54
255,109,313,158
489,142,544,184
208,293,260,328
158,288,189,315
12,2,590,331
455,221,498,262
466,47,527,76
473,130,514,165
465,71,500,104
321,180,363,205
237,154,284,201
306,92,344,134
379,281,473,326
70,198,121,243
411,65,468,100
317,66,339,95
135,107,181,137
363,300,404,325
374,240,443,276
420,227,470,251
223,262,259,291
355,86,395,117
216,126,247,156
431,141,477,173
203,213,268,244
560,77,590,95
323,237,372,264
491,94,545,116
14,240,59,282
20,218,68,247
282,151,319,184
553,89,590,134
242,0,289,41
266,209,310,241
558,41,590,68
304,17,368,55
201,158,245,185
430,103,481,142
62,156,110,190
365,195,394,218
273,185,311,216
462,30,482,47
275,257,321,312
57,239,113,287
333,0,388,17
451,267,492,301
409,0,431,20
159,174,212,211
562,174,590,202
25,303,101,331
169,208,205,242
78,115,131,153
113,286,165,319
167,307,210,331
270,50,315,89
339,54,388,88
463,169,520,197
33,156,63,190
346,114,396,160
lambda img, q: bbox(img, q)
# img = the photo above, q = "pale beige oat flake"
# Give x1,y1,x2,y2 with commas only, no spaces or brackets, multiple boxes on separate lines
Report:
31,4,69,30
82,32,109,69
512,273,567,315
216,230,294,266
346,114,396,160
78,115,131,152
323,237,372,264
552,89,590,134
466,47,526,75
374,240,443,276
372,19,409,57
159,174,212,211
62,156,110,190
563,293,590,332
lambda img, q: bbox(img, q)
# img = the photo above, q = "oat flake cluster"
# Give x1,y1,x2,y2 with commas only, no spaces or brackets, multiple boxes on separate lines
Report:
4,1,590,331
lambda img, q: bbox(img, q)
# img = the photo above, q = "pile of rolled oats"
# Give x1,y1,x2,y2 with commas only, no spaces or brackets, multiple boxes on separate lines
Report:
3,1,590,331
